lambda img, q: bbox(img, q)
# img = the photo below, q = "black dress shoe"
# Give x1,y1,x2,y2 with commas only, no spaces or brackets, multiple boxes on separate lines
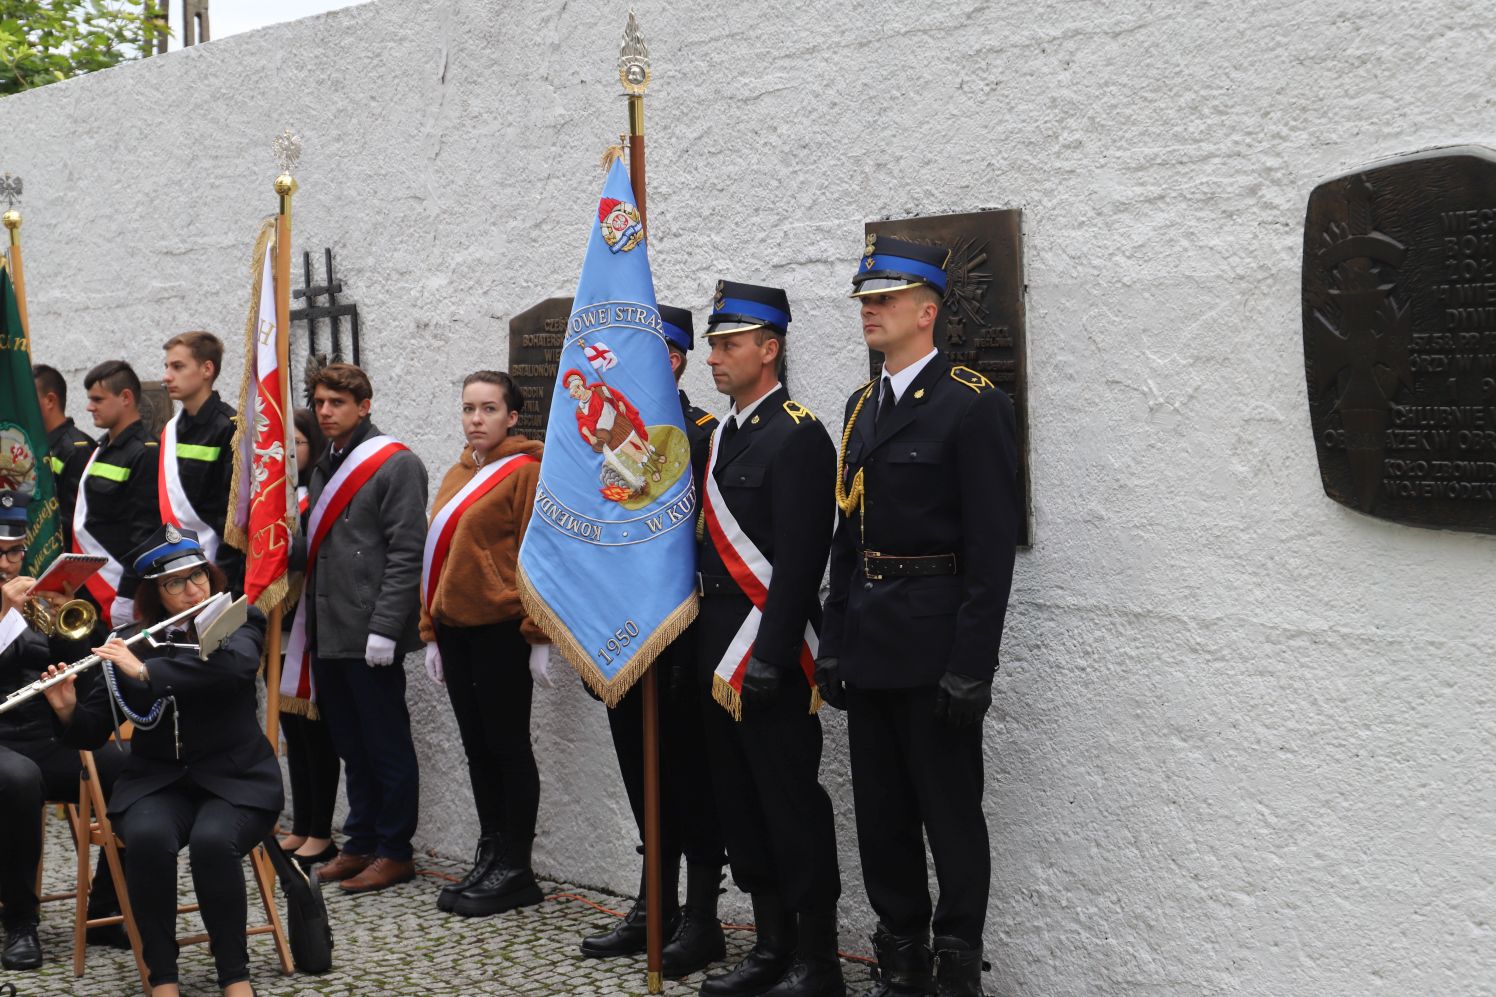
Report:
700,893,795,997
1,920,42,970
293,843,339,873
580,903,650,957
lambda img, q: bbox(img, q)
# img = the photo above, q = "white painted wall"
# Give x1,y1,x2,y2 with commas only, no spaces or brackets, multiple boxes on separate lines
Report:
3,1,1495,992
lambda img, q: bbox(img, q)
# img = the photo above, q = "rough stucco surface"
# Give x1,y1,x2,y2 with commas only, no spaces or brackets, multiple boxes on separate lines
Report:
3,0,1496,992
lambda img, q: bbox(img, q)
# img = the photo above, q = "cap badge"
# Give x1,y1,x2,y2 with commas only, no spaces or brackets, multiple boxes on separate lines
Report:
863,233,877,257
0,495,10,508
164,525,182,544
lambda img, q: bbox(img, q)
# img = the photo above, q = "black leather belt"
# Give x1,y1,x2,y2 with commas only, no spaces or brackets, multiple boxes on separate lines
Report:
861,551,958,580
697,572,742,597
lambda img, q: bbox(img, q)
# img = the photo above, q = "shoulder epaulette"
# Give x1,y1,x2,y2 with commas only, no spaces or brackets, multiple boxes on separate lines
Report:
782,400,816,424
950,365,994,393
695,412,717,427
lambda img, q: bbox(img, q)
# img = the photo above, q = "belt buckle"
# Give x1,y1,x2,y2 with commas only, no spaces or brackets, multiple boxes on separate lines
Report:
862,550,884,581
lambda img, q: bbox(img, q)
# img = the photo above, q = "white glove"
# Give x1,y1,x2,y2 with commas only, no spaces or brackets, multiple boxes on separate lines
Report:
528,643,555,689
109,595,136,629
424,642,444,686
365,633,397,667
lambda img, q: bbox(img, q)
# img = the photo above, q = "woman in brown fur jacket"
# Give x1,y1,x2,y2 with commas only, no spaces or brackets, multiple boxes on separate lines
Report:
419,370,551,918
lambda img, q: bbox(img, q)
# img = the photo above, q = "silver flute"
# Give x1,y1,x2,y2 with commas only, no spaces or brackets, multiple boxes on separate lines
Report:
0,599,213,716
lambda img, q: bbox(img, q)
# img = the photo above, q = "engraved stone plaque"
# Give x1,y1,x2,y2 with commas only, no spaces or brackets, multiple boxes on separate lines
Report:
864,210,1031,545
1303,146,1496,533
508,297,573,442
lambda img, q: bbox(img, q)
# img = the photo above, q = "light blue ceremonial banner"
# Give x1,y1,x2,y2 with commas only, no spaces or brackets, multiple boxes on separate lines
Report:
517,159,698,704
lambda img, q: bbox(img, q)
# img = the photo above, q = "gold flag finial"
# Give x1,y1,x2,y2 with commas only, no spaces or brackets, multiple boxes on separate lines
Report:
618,10,650,95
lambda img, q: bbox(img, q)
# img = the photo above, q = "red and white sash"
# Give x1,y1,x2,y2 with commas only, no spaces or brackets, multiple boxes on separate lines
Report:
158,413,222,562
282,435,408,703
421,453,537,612
700,420,818,718
297,485,309,517
72,446,124,608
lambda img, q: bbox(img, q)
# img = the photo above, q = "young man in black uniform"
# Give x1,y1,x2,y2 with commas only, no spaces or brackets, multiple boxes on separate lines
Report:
816,236,1020,997
694,282,843,997
33,364,96,548
0,490,127,972
581,305,727,976
77,360,159,628
160,332,243,591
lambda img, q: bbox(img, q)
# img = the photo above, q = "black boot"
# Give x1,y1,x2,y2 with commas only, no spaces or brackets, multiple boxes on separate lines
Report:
932,936,985,997
438,833,500,913
761,908,845,996
867,924,933,997
700,892,795,997
661,863,726,976
452,834,544,917
1,917,41,971
580,862,681,958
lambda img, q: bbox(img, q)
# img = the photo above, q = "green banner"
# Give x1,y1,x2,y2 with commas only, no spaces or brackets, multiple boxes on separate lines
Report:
0,263,63,576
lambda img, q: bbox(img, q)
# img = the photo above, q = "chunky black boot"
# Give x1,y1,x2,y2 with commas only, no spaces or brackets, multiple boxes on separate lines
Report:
700,892,795,997
439,833,501,913
932,936,985,997
452,835,544,917
760,908,845,996
867,924,934,996
662,863,726,976
580,863,681,958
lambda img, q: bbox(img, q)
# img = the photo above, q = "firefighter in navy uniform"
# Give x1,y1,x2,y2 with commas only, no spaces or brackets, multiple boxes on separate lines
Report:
581,305,729,976
34,363,97,548
694,282,843,997
816,236,1020,997
78,360,160,628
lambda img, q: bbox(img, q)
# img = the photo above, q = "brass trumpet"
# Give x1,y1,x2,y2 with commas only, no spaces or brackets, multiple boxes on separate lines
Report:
22,591,98,641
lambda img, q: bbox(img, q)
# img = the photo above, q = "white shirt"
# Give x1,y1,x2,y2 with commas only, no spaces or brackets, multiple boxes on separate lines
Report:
728,381,784,425
882,348,939,403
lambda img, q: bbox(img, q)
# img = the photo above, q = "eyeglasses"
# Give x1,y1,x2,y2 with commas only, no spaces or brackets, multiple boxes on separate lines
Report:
0,546,26,563
160,567,209,595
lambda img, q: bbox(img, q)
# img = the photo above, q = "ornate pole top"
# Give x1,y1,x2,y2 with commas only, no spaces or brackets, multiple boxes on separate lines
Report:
272,129,301,195
618,10,650,95
1,173,21,230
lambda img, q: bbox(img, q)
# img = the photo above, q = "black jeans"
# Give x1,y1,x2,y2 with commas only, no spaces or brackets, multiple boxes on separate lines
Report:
312,655,420,861
115,784,277,988
280,711,340,839
436,621,539,842
0,738,127,926
846,685,989,945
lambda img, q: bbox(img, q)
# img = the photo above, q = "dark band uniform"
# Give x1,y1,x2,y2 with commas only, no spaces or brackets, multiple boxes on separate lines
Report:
587,305,726,973
694,282,843,997
58,526,281,991
820,236,1019,996
78,420,159,607
168,391,245,588
46,417,96,549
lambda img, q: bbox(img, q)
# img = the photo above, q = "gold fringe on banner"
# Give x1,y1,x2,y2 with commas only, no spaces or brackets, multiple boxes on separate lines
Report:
223,217,278,556
278,695,318,720
712,672,824,722
517,563,698,709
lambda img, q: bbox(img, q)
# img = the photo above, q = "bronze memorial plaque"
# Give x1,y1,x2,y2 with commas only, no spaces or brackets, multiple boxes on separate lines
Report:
508,297,574,442
1304,146,1496,533
864,211,1031,545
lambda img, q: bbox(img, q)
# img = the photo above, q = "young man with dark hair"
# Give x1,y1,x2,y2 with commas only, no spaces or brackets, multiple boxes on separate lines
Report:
817,236,1020,997
288,362,427,894
694,281,844,997
580,305,728,976
160,331,242,589
33,363,95,548
77,359,159,627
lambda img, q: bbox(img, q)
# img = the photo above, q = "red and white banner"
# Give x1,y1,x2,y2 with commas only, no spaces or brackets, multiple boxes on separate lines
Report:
700,420,818,720
281,435,408,703
225,224,295,608
421,453,537,612
159,413,222,562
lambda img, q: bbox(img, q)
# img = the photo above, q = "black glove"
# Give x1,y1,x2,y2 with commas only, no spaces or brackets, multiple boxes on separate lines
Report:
740,656,781,710
813,656,846,710
932,671,992,727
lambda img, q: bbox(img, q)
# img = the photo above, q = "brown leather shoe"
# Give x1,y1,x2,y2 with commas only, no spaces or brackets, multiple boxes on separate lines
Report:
315,851,372,883
338,857,416,894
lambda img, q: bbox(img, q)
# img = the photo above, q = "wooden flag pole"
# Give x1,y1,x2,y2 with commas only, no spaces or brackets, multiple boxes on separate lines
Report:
3,206,28,336
264,157,298,749
618,12,663,994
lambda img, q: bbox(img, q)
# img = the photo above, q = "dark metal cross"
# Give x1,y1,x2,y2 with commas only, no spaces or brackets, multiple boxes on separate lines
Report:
291,247,361,368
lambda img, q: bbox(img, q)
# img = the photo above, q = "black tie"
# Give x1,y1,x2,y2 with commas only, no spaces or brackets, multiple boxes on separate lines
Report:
875,378,893,428
720,415,739,452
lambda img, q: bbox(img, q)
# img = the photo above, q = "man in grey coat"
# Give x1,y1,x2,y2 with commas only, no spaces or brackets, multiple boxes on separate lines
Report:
297,363,428,894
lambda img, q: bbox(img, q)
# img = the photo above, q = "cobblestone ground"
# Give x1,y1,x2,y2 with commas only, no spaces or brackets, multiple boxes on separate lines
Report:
12,814,878,996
